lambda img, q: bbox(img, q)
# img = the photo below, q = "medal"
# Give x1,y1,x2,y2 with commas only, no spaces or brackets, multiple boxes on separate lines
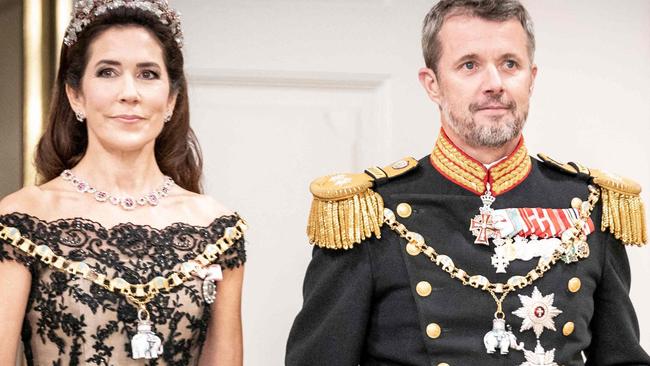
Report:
469,183,501,245
195,264,223,304
131,307,163,360
520,341,558,366
483,318,524,355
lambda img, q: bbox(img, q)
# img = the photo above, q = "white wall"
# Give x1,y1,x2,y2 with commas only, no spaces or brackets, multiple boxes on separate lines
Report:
179,1,650,364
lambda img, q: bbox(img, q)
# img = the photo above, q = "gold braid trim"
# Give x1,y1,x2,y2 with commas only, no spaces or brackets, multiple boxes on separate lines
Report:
492,153,532,195
490,142,527,179
307,158,417,250
436,136,485,178
538,153,647,246
308,189,384,249
432,133,531,195
431,145,485,193
591,169,647,246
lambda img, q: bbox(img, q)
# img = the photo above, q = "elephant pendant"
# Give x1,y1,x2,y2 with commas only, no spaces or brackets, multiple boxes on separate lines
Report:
483,318,524,355
131,319,164,359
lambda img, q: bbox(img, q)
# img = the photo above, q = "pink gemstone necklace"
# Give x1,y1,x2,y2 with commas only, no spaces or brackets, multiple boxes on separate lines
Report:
61,170,175,211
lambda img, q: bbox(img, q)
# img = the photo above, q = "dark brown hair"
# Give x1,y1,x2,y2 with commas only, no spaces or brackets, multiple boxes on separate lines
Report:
35,7,203,193
422,0,535,73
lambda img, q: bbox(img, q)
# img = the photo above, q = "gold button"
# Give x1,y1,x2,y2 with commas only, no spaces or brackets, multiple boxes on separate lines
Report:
416,281,432,297
406,243,421,256
568,277,582,293
426,323,441,339
563,321,575,336
396,203,412,218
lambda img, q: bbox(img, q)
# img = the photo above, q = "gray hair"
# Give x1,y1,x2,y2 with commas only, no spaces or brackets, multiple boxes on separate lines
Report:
422,0,535,72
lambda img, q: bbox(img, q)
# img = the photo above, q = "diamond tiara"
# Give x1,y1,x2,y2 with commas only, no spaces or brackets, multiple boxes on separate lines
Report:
63,0,183,48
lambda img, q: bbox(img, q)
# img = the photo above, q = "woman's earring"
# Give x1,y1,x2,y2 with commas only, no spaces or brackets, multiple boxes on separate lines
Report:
164,114,172,123
75,111,86,123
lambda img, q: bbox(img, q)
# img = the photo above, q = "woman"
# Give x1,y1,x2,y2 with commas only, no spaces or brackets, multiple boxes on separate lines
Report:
0,1,245,365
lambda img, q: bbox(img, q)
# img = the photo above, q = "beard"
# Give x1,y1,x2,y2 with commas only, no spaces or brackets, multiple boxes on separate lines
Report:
441,94,528,148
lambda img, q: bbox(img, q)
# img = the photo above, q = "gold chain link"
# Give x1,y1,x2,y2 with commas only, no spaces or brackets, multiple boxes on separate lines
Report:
385,187,600,299
0,219,248,309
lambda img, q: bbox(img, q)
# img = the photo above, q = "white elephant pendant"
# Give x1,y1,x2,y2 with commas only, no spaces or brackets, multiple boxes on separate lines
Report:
131,319,164,359
483,318,524,355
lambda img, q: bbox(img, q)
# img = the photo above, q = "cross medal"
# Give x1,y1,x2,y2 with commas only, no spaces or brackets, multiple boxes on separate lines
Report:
469,183,501,245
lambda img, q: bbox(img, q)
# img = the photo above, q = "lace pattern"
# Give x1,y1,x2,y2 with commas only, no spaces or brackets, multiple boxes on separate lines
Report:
0,212,246,366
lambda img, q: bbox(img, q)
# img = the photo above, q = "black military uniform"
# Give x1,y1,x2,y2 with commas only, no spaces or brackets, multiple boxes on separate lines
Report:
286,131,649,365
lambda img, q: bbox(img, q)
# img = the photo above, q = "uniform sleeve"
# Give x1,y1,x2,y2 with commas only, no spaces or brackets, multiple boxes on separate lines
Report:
584,235,650,365
286,243,374,366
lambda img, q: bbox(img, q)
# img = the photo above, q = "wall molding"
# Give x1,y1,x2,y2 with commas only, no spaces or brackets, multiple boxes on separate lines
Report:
187,68,390,90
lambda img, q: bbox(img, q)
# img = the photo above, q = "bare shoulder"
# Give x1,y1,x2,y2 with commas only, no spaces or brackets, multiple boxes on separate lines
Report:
0,179,66,217
170,187,235,225
0,186,46,216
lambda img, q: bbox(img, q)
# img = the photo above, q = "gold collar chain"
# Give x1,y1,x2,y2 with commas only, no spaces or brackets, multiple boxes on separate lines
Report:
383,186,599,312
0,218,247,311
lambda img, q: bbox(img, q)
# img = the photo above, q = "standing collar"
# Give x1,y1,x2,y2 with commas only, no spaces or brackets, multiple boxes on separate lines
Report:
429,129,532,196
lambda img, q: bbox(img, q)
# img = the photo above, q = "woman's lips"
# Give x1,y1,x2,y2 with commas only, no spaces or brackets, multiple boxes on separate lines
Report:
112,114,144,123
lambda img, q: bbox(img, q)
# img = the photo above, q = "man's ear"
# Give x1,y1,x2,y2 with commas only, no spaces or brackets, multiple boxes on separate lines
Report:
418,67,442,105
65,83,85,115
529,64,538,95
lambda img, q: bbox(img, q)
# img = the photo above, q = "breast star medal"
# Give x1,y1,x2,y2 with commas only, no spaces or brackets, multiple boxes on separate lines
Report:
521,341,559,366
512,286,563,338
511,287,562,365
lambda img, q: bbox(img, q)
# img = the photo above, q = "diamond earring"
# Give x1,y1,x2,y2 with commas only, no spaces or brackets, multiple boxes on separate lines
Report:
164,114,172,123
75,111,86,122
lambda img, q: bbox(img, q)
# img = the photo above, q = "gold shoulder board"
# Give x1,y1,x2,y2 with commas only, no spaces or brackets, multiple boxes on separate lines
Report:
307,157,418,249
538,153,646,246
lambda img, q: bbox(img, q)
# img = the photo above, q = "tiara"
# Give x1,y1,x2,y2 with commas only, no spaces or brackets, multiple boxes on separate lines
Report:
63,0,183,48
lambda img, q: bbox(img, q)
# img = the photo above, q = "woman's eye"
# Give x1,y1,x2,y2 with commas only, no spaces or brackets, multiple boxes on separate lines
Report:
463,62,475,70
97,68,116,77
140,70,160,80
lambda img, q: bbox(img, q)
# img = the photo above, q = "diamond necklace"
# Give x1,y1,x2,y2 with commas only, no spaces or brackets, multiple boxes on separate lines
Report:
61,169,175,211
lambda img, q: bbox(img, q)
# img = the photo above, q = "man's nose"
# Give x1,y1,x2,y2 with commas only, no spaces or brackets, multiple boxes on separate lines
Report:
482,65,504,95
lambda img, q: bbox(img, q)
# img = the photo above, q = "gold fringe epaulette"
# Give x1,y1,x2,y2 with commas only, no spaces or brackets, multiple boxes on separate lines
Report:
308,157,418,249
538,153,647,246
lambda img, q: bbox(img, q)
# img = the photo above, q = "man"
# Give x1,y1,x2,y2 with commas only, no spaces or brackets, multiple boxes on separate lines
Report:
286,0,649,365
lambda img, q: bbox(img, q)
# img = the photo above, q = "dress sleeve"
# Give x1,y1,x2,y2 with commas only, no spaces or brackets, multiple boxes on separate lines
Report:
217,235,246,270
285,243,374,366
584,235,650,365
207,214,246,270
0,217,36,269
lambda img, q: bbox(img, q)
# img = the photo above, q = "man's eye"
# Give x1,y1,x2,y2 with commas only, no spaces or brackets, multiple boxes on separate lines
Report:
140,70,160,80
463,62,475,70
97,68,116,77
505,60,517,69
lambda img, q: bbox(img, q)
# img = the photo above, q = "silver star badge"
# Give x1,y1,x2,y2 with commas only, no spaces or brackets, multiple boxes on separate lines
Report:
520,341,558,366
512,287,562,338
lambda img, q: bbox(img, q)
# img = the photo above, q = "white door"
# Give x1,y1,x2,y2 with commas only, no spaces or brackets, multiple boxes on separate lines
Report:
173,1,650,364
175,1,435,364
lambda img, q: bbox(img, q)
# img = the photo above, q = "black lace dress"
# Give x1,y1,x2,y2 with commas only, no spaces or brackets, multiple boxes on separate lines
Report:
0,212,246,366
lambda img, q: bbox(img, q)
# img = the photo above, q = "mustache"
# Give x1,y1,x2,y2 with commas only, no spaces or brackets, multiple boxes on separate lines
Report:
469,96,516,113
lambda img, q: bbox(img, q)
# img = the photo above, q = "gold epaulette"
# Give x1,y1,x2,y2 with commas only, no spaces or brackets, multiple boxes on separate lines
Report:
307,157,419,249
538,153,646,246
